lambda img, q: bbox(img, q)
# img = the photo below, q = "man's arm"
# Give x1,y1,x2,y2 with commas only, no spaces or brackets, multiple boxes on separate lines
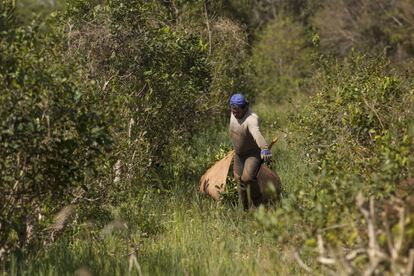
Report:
247,115,268,150
248,115,272,161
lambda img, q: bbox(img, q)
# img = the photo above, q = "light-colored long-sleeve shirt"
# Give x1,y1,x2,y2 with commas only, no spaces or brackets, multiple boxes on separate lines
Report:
229,108,268,155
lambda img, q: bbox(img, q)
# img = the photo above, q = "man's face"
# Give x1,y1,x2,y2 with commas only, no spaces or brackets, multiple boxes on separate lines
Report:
231,105,245,119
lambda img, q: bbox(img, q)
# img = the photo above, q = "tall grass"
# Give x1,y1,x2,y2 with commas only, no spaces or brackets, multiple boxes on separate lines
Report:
6,97,311,276
9,190,305,275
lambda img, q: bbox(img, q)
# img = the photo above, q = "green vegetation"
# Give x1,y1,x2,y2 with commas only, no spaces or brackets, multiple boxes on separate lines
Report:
252,15,314,102
7,188,302,275
1,0,413,275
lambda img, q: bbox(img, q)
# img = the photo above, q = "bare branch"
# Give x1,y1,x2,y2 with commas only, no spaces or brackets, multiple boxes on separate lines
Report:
318,256,336,265
318,234,326,256
407,249,414,276
346,249,365,261
394,205,405,256
204,1,212,56
294,251,313,273
383,219,395,259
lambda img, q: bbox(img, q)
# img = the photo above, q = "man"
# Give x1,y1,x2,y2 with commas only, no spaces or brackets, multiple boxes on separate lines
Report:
229,93,272,210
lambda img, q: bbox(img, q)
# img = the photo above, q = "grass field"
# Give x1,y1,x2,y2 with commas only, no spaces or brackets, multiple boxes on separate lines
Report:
9,193,308,275
7,98,316,275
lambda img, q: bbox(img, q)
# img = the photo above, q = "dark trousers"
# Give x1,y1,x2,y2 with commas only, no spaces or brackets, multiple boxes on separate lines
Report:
233,151,262,210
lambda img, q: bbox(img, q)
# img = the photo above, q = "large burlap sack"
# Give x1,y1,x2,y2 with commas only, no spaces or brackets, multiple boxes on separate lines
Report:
199,150,235,200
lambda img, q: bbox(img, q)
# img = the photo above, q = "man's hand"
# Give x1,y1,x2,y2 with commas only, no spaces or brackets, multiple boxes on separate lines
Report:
260,149,272,162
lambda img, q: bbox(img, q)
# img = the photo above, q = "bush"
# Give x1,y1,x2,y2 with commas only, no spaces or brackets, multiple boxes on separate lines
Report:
208,17,254,112
0,5,111,259
64,0,254,191
252,15,314,102
222,0,317,31
0,1,257,262
294,54,414,225
254,54,413,274
62,0,213,191
312,0,414,65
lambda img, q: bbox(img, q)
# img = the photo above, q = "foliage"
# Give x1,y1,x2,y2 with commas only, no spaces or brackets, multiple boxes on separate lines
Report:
316,195,414,275
7,186,303,275
254,54,413,274
312,0,414,65
1,0,253,262
14,0,65,25
222,0,319,31
0,3,111,260
296,55,413,214
208,17,254,111
64,0,252,191
2,0,414,274
252,15,314,102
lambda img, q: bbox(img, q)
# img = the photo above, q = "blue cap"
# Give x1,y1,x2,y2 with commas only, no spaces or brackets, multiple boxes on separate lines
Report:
229,93,246,107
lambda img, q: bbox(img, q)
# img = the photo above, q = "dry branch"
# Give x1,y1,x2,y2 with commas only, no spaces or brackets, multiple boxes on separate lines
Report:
315,193,413,275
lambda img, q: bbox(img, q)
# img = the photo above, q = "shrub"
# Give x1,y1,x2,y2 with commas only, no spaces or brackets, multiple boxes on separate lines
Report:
62,0,213,191
312,0,414,65
294,54,413,225
208,17,254,112
252,15,314,102
255,54,413,274
64,0,254,191
0,5,111,259
222,0,316,31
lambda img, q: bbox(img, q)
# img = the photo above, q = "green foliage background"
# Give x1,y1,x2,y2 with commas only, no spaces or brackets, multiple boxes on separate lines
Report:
1,0,413,274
